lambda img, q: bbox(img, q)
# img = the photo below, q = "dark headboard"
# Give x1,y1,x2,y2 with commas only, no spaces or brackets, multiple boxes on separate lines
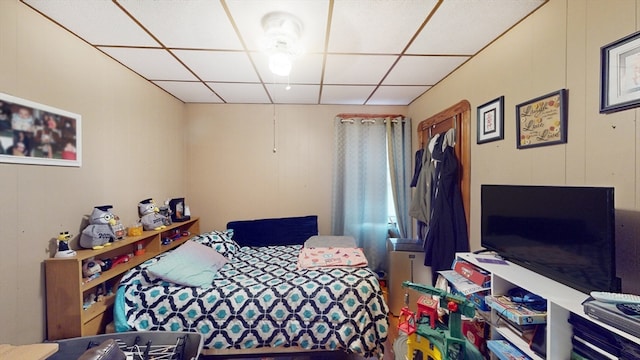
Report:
226,215,319,247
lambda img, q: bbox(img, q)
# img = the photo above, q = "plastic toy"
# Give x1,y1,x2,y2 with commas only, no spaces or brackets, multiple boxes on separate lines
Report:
54,231,77,258
127,221,143,236
138,198,168,231
82,258,103,278
100,258,112,271
112,254,132,267
400,281,484,360
111,214,126,240
79,205,117,249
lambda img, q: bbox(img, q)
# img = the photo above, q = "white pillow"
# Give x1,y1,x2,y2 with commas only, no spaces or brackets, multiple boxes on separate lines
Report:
146,240,228,287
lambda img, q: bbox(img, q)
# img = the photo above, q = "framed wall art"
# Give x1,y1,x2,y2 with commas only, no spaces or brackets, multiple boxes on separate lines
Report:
477,96,504,144
600,30,640,113
0,92,81,167
516,89,567,149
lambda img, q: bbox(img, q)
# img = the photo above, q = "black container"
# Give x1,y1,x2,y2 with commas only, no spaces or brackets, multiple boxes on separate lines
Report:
169,198,190,222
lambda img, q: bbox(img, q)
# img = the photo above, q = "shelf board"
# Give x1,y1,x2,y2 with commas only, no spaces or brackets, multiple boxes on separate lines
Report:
82,294,115,324
493,325,543,360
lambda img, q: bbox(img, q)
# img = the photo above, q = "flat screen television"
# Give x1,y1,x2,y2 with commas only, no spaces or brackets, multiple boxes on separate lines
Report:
481,184,620,294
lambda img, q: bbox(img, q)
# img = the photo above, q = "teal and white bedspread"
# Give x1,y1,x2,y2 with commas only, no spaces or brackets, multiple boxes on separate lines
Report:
115,243,389,358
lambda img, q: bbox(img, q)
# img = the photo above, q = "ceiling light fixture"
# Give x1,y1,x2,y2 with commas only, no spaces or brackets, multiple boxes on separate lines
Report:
261,11,303,77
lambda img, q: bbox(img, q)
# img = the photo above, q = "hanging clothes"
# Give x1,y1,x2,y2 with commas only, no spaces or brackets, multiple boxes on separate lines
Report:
423,129,469,285
409,133,439,240
409,149,424,188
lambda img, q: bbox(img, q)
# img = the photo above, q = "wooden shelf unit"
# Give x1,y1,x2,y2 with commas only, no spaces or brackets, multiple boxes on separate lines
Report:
45,217,200,341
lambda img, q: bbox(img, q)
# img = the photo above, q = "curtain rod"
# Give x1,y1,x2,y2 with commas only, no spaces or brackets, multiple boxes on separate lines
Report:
337,113,404,118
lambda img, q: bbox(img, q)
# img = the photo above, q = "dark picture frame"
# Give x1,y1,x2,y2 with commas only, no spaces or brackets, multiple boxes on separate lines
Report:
0,92,81,167
477,96,504,144
516,89,568,149
600,31,640,113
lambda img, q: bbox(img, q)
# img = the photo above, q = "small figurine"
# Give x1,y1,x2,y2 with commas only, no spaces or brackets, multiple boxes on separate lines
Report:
82,258,103,278
54,231,77,258
79,205,117,249
138,198,168,231
111,214,126,240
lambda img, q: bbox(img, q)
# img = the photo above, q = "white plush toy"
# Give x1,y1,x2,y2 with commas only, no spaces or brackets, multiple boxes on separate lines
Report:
54,231,77,258
138,198,167,231
79,205,117,249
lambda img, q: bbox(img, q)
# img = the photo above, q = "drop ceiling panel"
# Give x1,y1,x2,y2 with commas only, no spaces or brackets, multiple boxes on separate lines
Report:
98,47,197,81
324,54,398,85
23,0,159,46
321,85,377,105
20,0,548,105
118,0,243,50
173,50,259,82
383,56,469,85
329,0,438,53
153,81,223,103
367,85,431,106
407,0,546,55
265,84,321,104
208,83,271,104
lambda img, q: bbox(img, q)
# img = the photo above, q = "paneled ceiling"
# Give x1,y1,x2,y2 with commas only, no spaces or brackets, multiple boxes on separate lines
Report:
21,0,546,105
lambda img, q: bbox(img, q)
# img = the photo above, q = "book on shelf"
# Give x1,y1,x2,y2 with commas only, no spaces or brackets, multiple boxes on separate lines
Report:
486,339,532,360
496,312,538,341
486,295,547,325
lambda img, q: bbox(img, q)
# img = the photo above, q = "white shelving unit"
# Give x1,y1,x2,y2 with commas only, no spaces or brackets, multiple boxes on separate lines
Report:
457,252,640,359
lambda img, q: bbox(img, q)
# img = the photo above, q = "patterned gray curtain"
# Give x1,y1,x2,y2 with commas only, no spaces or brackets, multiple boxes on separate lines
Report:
386,116,412,238
331,115,411,272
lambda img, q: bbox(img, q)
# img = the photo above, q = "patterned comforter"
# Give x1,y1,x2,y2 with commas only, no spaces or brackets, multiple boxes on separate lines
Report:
115,243,389,358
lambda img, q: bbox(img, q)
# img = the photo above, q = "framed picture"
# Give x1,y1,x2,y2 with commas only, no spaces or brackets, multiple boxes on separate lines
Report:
516,89,567,149
477,96,504,144
600,31,640,113
0,92,81,167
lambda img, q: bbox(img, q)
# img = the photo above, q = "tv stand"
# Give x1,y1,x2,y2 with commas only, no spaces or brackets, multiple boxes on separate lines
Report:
456,252,640,359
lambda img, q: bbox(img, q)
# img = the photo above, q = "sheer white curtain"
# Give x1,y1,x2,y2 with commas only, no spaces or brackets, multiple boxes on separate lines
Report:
331,115,411,272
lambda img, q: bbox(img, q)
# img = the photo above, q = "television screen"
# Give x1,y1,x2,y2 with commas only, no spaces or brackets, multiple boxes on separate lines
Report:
481,184,619,294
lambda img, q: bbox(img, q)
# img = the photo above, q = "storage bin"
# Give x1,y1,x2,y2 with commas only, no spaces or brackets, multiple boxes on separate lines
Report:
46,331,203,360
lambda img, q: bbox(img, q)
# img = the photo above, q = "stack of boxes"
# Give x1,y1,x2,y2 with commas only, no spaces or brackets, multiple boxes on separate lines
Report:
450,258,491,311
443,257,493,357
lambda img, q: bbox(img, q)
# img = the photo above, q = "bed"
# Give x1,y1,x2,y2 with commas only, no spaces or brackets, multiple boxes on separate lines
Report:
114,215,389,358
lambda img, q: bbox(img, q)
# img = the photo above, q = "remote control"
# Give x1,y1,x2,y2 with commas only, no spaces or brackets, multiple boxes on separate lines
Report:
617,303,640,316
590,291,640,304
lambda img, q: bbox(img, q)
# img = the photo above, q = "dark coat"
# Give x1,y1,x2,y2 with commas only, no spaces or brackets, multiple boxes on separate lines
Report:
423,134,469,284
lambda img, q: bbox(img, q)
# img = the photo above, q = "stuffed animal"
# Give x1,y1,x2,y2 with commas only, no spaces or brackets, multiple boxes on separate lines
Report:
82,258,103,278
54,231,77,258
138,198,167,231
79,205,117,249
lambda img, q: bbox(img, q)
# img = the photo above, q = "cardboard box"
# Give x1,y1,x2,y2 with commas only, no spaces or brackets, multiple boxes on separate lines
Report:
439,270,491,311
463,317,489,357
451,285,490,311
487,340,531,360
486,295,547,325
453,258,491,288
